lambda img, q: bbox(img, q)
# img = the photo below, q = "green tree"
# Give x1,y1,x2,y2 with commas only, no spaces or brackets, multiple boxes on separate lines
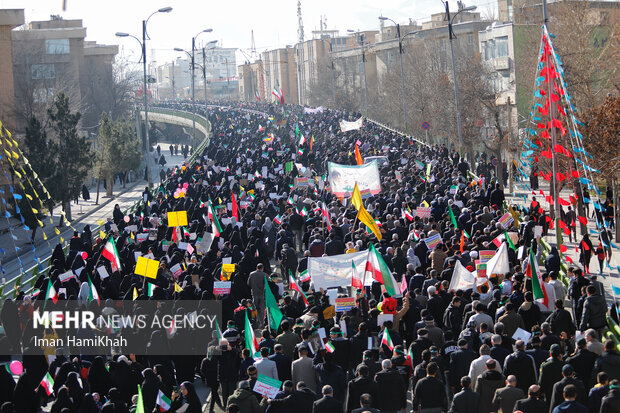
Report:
23,115,58,195
95,112,142,198
47,92,92,221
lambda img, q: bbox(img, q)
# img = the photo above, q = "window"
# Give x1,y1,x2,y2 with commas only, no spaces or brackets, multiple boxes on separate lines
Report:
45,39,70,54
31,64,55,79
496,36,509,58
33,87,55,103
468,34,474,45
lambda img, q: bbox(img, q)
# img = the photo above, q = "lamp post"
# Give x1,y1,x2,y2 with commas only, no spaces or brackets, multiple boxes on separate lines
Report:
116,6,172,186
201,40,218,103
379,17,419,135
347,29,368,117
440,1,476,155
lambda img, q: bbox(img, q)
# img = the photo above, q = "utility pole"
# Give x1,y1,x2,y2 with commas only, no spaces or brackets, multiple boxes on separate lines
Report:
507,96,514,194
191,36,196,145
202,47,207,102
171,60,175,99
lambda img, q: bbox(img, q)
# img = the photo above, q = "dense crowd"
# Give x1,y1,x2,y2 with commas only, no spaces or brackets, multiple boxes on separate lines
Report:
0,101,618,413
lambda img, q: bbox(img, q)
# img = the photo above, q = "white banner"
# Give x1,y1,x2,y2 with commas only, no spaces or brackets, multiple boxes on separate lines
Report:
448,261,476,291
328,161,381,198
308,251,372,290
340,117,364,132
304,106,324,114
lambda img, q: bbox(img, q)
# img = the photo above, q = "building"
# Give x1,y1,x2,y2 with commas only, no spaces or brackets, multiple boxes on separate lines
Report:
295,30,358,106
263,46,298,105
0,9,24,132
153,46,237,101
11,15,118,132
479,22,518,156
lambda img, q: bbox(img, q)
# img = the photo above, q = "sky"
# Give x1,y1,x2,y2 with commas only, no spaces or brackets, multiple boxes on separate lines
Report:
2,0,498,69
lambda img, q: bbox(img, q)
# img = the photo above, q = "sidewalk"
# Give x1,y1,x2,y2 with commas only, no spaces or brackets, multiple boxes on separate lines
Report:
0,145,187,278
506,179,619,304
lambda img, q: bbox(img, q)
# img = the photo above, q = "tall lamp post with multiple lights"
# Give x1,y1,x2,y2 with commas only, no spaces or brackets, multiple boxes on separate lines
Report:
378,16,419,135
116,6,172,186
175,28,213,145
440,1,477,154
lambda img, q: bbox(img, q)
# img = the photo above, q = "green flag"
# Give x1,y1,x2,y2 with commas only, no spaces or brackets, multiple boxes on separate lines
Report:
264,276,283,331
136,385,145,413
449,207,458,229
503,231,517,251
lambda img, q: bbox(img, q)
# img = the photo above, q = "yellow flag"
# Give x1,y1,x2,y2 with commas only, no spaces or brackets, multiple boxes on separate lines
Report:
54,228,60,235
100,231,106,239
37,219,43,227
174,282,183,293
13,170,21,178
97,219,105,226
356,205,382,241
43,232,47,240
132,287,138,301
421,200,429,207
351,183,363,211
26,194,33,201
60,237,64,243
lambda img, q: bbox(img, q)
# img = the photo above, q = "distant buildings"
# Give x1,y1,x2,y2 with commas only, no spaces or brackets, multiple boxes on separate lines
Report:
10,15,118,132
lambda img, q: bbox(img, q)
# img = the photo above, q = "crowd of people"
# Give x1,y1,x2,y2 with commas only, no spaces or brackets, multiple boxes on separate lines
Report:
0,101,618,413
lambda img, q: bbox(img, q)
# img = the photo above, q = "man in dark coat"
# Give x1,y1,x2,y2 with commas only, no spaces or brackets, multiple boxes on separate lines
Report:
599,379,620,413
474,359,505,413
412,362,448,413
448,376,479,413
345,365,378,413
503,340,538,394
313,385,343,413
565,339,597,388
591,340,620,384
374,359,407,413
491,375,525,413
267,381,317,413
579,285,607,334
549,365,586,411
269,344,292,382
513,385,548,413
449,339,477,391
539,344,565,402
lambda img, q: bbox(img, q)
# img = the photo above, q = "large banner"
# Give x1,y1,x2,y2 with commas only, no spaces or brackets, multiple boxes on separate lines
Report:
340,117,363,132
304,106,324,114
308,251,372,290
328,161,381,198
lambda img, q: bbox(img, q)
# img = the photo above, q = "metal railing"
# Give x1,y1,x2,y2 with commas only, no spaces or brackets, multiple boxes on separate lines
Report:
0,109,211,300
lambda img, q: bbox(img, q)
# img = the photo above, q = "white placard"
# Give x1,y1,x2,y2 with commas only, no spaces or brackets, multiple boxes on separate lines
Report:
96,266,109,280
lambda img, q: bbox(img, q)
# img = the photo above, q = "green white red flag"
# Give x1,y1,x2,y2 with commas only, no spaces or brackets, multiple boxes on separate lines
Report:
381,328,394,351
102,237,122,272
527,247,549,307
244,311,259,356
40,372,54,395
288,270,309,305
365,243,400,297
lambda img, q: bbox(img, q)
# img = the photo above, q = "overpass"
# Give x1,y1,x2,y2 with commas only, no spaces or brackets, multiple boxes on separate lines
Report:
0,108,211,300
139,107,210,143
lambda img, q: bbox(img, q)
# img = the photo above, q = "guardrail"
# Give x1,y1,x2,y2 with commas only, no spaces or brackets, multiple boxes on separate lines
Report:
0,109,211,300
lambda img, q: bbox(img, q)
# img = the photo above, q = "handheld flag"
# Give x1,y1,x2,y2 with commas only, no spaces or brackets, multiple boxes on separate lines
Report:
245,311,259,356
351,260,364,290
381,328,394,351
265,276,283,330
102,237,122,272
40,372,54,396
156,389,171,411
87,275,100,305
527,247,548,307
365,244,399,297
355,144,363,165
288,270,309,305
45,279,58,304
136,384,145,413
231,191,239,220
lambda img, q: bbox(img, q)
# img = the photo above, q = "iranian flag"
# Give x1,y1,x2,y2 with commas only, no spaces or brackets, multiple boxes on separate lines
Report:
40,372,54,395
255,90,260,102
299,134,306,146
288,270,309,305
322,202,332,231
231,191,239,220
147,283,157,297
351,260,364,290
244,311,259,356
365,244,399,297
325,341,335,353
102,237,122,272
527,247,549,307
156,389,171,411
299,269,310,283
402,208,414,221
297,148,304,156
381,328,394,351
208,201,223,237
273,215,282,225
45,279,58,304
411,229,420,242
272,82,284,105
87,275,100,305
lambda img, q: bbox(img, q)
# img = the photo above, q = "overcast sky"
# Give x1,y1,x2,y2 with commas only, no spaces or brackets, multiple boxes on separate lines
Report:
2,0,498,68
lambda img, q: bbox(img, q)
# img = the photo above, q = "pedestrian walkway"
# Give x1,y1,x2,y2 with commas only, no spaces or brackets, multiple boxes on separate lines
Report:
506,180,619,304
0,144,187,282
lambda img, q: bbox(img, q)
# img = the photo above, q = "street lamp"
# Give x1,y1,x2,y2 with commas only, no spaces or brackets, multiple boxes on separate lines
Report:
440,1,476,155
347,29,368,117
379,16,419,135
116,6,172,186
201,40,218,104
179,29,213,145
